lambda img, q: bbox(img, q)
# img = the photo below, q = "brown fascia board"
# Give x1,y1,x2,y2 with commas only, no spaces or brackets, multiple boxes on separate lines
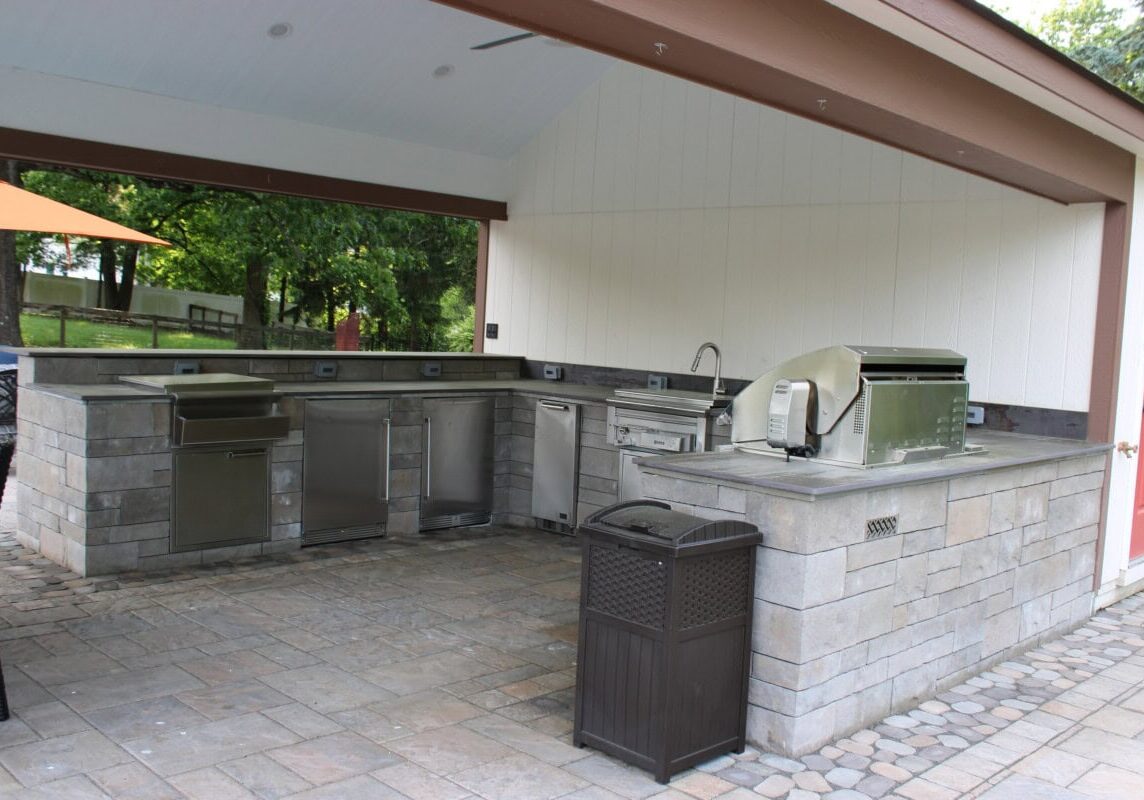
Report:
436,0,1135,203
0,127,508,221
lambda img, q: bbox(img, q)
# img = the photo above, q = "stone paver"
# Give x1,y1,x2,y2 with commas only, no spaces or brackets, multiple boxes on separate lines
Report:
2,469,1144,798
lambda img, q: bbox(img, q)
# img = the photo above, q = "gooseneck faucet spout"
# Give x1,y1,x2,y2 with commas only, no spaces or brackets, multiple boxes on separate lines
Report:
690,342,726,399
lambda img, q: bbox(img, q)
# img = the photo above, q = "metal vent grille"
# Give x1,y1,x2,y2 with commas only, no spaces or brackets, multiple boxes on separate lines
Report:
852,389,867,435
302,524,385,547
586,545,666,629
865,515,899,539
678,550,751,629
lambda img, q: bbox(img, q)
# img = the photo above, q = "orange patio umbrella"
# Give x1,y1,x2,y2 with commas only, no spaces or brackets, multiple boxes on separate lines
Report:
0,180,169,264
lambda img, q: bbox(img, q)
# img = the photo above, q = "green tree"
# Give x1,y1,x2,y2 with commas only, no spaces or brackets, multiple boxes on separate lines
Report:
14,165,479,352
20,169,207,311
0,160,27,346
982,0,1144,101
1039,0,1144,100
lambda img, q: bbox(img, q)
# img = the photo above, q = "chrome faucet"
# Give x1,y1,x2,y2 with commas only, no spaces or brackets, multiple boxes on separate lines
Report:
690,342,726,399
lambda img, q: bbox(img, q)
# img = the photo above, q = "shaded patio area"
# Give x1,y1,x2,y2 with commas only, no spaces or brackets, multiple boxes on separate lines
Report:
0,477,1143,799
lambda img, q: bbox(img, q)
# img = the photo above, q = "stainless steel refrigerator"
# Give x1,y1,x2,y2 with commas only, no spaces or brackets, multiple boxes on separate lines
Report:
420,396,494,530
302,399,391,544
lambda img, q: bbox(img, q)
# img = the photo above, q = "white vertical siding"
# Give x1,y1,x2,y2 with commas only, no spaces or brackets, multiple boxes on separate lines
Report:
486,63,1105,411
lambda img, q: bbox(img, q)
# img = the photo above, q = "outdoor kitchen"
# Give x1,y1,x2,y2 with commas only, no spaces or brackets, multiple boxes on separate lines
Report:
9,343,1108,759
4,0,1144,794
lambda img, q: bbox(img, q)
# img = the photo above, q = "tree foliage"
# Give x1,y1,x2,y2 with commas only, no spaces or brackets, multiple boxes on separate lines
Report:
1037,0,1144,100
9,166,478,351
986,0,1144,101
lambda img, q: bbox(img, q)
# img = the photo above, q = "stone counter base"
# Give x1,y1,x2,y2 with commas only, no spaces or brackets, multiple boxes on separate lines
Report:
640,452,1105,757
15,390,306,575
15,386,614,576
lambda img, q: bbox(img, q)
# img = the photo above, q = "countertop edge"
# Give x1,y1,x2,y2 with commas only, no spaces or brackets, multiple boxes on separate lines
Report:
26,379,616,403
638,433,1110,497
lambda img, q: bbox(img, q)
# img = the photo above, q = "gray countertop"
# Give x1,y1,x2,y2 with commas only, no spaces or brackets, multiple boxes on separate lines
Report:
638,430,1109,497
29,379,616,404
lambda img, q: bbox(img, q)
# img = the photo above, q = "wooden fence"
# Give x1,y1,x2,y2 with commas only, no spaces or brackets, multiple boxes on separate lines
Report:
20,303,353,351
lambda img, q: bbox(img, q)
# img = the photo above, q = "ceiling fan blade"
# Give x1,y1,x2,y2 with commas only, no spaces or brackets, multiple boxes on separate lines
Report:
470,32,538,50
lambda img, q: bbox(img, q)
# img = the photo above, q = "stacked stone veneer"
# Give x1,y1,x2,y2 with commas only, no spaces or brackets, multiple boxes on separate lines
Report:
16,386,520,575
19,353,524,385
640,452,1106,757
17,390,304,575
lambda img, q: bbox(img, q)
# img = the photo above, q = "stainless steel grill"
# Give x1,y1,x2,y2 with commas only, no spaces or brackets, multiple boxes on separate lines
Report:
731,345,978,467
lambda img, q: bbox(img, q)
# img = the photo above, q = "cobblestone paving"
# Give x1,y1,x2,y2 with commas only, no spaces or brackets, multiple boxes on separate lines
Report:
691,596,1144,798
0,481,1142,799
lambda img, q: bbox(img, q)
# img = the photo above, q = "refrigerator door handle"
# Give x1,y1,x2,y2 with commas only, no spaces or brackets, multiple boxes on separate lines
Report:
382,418,391,501
424,416,432,497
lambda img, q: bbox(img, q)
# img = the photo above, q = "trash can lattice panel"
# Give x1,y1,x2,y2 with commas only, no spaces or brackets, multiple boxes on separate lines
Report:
678,549,752,629
585,544,666,630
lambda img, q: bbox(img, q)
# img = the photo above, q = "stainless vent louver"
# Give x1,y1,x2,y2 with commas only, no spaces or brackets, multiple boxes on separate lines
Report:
852,389,866,435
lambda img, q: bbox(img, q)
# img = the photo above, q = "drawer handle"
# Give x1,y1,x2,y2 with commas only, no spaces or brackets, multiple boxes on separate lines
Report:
227,450,264,459
539,401,570,411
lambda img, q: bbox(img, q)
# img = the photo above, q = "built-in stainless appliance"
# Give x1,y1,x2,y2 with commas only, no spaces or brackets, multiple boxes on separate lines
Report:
532,398,580,529
421,396,495,530
607,390,728,501
121,374,290,551
731,345,976,467
303,399,391,545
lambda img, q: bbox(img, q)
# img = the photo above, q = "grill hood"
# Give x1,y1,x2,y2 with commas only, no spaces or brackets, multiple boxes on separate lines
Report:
731,345,974,467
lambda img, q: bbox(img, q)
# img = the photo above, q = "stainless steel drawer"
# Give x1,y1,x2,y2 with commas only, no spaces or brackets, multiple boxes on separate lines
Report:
172,447,269,551
174,413,290,446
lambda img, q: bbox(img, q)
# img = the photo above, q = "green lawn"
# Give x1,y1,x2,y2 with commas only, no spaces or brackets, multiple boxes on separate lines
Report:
20,313,236,350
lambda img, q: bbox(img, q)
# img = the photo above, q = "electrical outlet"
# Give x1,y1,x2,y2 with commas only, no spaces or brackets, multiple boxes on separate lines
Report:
543,364,563,381
421,361,442,378
313,361,337,379
647,374,668,391
966,405,985,425
173,360,199,375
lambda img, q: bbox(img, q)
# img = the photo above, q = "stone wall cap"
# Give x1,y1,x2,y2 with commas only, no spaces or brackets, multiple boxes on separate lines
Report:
640,430,1110,497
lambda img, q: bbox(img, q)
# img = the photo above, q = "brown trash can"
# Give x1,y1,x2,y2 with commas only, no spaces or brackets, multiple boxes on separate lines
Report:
573,500,762,783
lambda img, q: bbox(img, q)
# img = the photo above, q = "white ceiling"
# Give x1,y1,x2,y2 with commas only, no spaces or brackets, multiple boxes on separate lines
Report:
0,0,616,160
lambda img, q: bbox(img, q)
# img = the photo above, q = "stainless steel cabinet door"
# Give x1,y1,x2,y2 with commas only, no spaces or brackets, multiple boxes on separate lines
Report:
421,396,494,529
303,399,391,544
532,399,579,526
173,447,269,551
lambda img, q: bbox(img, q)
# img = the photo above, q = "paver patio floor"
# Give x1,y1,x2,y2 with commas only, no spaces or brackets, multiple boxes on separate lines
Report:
0,477,1143,799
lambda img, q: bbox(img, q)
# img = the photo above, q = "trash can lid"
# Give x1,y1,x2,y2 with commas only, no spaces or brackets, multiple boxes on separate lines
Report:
585,500,759,545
